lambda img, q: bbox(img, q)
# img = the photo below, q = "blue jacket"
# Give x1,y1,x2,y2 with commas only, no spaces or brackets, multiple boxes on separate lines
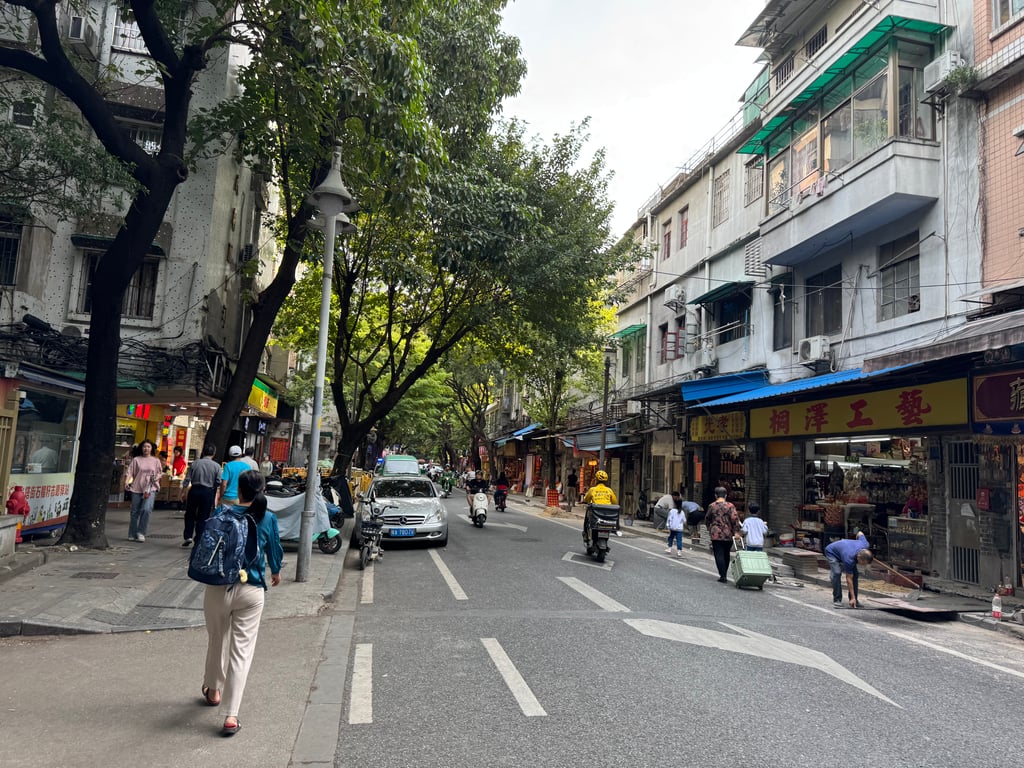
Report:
227,505,284,590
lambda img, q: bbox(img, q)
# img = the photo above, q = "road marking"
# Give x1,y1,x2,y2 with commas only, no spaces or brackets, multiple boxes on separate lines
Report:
488,521,529,532
348,643,373,724
481,638,548,717
561,552,614,570
772,591,840,615
625,618,900,707
360,565,374,605
887,631,1024,680
428,548,468,600
557,576,631,612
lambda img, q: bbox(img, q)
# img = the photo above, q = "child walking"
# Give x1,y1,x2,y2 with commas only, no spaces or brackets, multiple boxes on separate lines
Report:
740,503,769,552
665,506,686,557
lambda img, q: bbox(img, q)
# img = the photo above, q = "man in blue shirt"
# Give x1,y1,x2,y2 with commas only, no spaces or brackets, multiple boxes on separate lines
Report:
220,446,249,506
825,532,873,608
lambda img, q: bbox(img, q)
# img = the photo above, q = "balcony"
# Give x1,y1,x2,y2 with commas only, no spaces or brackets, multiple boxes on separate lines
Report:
760,138,940,267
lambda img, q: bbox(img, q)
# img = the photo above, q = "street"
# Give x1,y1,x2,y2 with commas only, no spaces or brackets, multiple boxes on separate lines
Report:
3,497,1024,768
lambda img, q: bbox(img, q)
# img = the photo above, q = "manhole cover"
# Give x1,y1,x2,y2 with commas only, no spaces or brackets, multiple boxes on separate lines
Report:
70,572,119,579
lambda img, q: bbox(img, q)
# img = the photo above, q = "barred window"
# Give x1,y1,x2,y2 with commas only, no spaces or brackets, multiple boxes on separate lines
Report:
743,158,763,206
0,218,22,286
78,251,158,319
712,170,730,227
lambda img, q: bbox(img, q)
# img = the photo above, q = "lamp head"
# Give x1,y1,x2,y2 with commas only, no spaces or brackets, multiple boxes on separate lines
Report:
308,148,359,216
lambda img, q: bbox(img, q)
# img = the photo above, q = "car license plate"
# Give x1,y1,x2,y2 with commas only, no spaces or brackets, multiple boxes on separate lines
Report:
390,528,415,537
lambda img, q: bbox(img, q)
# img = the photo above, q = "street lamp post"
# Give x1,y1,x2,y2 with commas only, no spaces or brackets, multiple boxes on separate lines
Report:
296,149,357,583
598,346,615,471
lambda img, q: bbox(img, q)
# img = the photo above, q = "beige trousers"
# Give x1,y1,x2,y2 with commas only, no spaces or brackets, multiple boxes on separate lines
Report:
203,583,265,718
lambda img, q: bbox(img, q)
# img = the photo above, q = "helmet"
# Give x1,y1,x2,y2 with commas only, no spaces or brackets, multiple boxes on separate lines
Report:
595,470,609,483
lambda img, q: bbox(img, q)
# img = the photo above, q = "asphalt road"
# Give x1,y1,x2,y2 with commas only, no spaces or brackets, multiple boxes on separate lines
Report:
334,497,1024,768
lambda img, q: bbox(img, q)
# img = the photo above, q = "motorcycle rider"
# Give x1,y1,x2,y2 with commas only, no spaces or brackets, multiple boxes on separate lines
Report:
465,470,489,515
494,471,509,511
582,470,619,542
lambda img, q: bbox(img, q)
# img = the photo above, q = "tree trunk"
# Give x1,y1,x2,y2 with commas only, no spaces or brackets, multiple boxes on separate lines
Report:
59,178,178,547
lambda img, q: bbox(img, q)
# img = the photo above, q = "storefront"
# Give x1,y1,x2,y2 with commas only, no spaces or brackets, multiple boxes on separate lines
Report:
687,411,748,512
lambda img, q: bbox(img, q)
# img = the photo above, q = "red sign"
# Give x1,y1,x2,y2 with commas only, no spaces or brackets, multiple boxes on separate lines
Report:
977,488,990,511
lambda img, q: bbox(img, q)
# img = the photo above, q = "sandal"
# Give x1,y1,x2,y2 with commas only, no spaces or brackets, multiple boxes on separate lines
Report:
222,719,241,737
201,686,220,706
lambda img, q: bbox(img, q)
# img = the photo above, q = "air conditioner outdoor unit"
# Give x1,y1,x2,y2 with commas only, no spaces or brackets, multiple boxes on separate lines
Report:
923,50,964,94
663,284,686,312
240,243,256,263
699,346,717,370
798,335,831,364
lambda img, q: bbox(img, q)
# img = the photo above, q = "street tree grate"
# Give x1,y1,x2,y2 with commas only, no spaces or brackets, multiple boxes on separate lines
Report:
70,572,119,579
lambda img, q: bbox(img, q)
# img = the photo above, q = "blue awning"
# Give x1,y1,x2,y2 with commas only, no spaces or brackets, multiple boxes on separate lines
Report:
680,369,769,402
698,365,915,408
512,422,541,438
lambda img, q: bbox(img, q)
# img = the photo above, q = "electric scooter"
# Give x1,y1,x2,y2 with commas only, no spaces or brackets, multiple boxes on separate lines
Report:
470,491,489,528
583,503,620,563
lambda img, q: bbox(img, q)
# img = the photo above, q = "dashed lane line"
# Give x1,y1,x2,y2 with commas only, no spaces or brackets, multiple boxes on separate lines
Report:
481,638,548,717
348,643,373,724
429,548,468,600
557,576,631,612
360,564,374,605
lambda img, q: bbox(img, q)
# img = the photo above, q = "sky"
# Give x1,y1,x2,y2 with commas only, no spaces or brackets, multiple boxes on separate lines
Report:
499,0,769,237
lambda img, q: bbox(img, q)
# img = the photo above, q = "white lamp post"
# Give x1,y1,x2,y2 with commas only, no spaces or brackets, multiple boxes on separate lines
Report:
296,149,358,583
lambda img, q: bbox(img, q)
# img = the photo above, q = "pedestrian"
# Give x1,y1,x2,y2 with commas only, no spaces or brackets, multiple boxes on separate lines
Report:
171,445,188,478
241,446,260,472
220,446,248,506
705,486,740,583
740,503,769,552
126,439,162,542
664,505,686,557
200,470,284,736
653,490,682,530
825,530,873,608
680,497,704,531
565,468,578,509
259,454,274,479
180,443,222,547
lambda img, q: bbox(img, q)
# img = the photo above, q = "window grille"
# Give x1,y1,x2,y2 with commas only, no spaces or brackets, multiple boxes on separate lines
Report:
805,26,827,59
0,219,21,285
773,55,794,89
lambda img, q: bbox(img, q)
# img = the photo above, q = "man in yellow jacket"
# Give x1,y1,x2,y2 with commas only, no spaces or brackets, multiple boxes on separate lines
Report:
582,470,620,543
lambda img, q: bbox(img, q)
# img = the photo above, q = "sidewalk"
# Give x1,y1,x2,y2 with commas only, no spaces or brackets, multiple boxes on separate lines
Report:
0,503,345,636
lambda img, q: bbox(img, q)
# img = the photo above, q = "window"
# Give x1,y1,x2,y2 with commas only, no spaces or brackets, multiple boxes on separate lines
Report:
621,340,631,377
651,454,666,490
773,54,794,89
659,323,678,363
113,6,147,52
78,251,159,319
712,170,730,227
675,315,687,355
791,121,819,196
853,72,889,157
897,42,934,141
878,232,921,320
743,158,763,206
771,273,794,351
121,121,162,155
635,330,646,374
805,266,842,336
661,221,671,259
995,0,1024,28
767,151,789,214
715,289,751,344
822,102,852,173
12,389,78,475
805,26,828,59
677,207,689,249
0,218,22,285
11,100,35,127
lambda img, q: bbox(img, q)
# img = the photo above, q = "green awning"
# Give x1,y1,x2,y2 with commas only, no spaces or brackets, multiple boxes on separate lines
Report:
689,281,754,306
63,370,156,395
738,15,950,155
611,324,646,339
71,234,165,256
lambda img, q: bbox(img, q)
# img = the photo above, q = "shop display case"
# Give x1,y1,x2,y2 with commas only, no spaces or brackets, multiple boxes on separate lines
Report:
719,450,745,512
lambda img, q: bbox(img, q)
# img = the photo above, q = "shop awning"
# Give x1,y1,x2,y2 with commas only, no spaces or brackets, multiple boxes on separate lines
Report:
57,369,156,395
71,233,165,256
680,369,769,402
18,365,86,393
697,365,914,408
688,281,754,306
611,323,646,339
494,422,542,447
571,428,639,452
864,311,1024,372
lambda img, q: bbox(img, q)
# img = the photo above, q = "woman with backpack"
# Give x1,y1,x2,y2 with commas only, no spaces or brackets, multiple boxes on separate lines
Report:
199,470,284,736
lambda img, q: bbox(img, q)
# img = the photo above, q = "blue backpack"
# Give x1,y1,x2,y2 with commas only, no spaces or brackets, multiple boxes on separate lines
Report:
188,508,258,586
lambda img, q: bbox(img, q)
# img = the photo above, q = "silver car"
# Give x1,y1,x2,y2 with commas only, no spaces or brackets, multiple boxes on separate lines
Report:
353,475,448,547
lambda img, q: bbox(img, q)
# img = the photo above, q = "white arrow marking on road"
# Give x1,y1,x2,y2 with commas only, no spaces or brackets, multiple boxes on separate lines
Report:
428,548,468,600
625,618,900,707
360,565,374,604
481,638,548,717
558,576,631,612
348,643,373,724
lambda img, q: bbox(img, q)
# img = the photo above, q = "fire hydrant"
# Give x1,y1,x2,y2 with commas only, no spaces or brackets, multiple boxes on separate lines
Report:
6,485,29,544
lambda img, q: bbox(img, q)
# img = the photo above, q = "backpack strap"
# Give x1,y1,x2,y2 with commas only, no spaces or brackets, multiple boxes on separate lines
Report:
242,513,260,569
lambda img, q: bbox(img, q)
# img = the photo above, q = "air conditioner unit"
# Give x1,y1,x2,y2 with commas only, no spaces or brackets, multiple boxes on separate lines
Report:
663,284,686,312
240,243,256,263
923,50,964,94
68,15,86,40
798,335,831,364
699,346,717,370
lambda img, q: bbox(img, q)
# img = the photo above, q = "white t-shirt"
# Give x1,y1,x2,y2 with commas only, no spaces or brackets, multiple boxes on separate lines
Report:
741,516,769,546
666,508,686,531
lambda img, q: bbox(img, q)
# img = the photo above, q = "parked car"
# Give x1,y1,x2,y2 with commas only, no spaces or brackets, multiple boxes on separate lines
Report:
377,454,422,476
352,474,448,547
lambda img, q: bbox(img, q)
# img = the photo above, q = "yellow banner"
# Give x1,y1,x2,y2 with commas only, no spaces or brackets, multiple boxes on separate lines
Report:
750,379,966,438
689,411,747,442
248,379,279,417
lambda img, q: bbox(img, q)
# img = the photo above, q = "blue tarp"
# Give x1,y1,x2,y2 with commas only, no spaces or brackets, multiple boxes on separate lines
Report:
697,365,914,408
680,369,769,402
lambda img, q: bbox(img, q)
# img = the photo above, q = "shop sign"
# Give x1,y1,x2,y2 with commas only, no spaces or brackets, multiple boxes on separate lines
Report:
119,403,165,422
750,379,966,439
972,370,1024,435
688,411,747,443
247,378,279,417
9,474,72,533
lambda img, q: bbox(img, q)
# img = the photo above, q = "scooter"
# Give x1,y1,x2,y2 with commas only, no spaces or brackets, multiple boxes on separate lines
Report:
494,485,508,512
266,482,343,554
583,503,620,563
470,491,489,528
357,504,392,569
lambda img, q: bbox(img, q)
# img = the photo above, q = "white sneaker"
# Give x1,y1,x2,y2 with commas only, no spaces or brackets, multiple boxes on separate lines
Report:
127,535,137,541
664,548,673,553
136,534,145,542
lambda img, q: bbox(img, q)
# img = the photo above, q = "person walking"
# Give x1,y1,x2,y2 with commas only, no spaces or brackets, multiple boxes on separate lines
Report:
220,446,248,506
200,470,284,736
171,446,188,478
180,443,222,547
259,454,274,479
664,505,686,557
825,530,873,608
705,486,740,583
241,446,260,472
653,490,682,530
565,468,579,510
740,503,769,552
126,440,162,542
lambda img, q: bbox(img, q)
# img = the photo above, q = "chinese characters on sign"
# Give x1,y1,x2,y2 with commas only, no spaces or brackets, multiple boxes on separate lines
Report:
689,411,747,442
750,379,965,439
972,370,1024,435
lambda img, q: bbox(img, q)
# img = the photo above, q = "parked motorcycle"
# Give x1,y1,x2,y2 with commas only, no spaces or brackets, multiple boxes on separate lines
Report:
265,481,343,554
583,503,620,563
470,491,489,528
358,504,392,569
